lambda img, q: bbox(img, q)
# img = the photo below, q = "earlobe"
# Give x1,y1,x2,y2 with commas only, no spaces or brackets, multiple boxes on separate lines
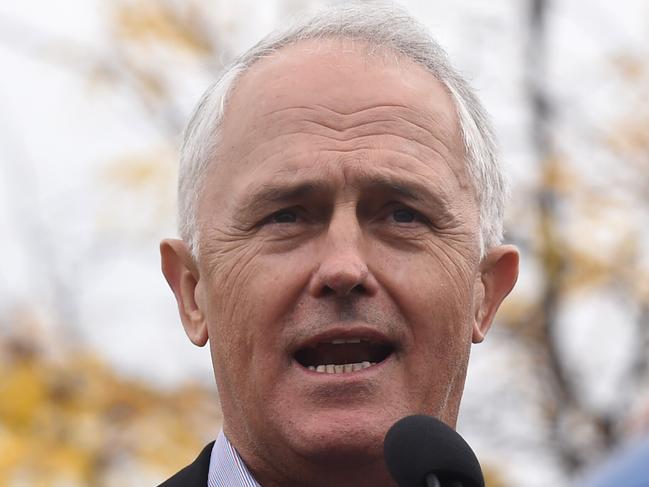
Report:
472,245,519,343
160,239,209,347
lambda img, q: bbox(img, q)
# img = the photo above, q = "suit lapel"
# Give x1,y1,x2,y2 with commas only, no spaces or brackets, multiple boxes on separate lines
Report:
157,441,215,487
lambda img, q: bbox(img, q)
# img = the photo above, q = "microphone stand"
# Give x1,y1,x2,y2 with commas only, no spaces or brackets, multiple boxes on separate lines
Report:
425,474,464,487
426,473,441,487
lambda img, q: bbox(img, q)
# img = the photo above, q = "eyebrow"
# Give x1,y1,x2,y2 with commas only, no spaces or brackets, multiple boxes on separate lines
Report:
357,173,452,214
363,176,431,201
236,172,451,220
236,180,333,218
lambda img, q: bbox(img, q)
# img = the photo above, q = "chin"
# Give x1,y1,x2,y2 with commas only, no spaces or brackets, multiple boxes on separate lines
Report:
283,407,399,465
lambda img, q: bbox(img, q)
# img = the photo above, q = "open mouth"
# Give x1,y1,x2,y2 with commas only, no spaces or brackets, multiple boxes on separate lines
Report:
294,338,394,374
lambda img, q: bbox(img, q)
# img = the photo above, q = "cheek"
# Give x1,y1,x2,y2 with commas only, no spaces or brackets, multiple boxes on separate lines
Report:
378,252,475,415
204,244,313,365
371,243,476,357
373,241,476,317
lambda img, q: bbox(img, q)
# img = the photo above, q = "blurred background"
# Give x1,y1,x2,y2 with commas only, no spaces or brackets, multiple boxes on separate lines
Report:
0,0,647,486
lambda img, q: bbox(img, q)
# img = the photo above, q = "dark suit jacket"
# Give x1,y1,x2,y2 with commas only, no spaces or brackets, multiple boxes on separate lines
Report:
158,442,215,487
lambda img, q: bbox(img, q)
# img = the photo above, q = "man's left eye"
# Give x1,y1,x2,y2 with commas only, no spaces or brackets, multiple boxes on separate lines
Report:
392,208,417,223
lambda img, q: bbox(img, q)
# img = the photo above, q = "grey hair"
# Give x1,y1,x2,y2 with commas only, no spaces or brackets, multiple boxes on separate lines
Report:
178,1,505,258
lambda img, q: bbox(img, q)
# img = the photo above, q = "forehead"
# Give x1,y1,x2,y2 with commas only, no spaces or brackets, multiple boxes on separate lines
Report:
207,38,469,208
222,38,461,148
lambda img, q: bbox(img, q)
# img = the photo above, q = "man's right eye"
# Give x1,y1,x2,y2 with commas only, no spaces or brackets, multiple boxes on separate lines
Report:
268,209,298,224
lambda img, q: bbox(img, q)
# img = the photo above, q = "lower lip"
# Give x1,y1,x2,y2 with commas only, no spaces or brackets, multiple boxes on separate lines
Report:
293,353,394,379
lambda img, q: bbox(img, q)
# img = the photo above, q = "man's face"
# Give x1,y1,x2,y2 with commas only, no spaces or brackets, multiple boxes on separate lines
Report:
165,39,516,485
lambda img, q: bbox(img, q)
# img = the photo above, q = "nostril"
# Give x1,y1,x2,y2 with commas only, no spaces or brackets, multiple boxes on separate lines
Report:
321,285,335,297
319,283,367,298
350,283,367,295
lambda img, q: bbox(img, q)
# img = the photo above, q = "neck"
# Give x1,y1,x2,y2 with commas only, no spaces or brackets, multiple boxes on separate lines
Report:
252,454,398,487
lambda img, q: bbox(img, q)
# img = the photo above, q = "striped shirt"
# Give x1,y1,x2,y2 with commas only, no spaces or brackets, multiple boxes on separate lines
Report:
207,430,262,487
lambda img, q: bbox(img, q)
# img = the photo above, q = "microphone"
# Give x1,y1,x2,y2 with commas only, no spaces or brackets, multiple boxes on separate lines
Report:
383,415,485,487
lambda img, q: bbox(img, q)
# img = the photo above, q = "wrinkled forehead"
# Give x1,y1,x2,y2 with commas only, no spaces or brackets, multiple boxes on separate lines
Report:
220,37,463,155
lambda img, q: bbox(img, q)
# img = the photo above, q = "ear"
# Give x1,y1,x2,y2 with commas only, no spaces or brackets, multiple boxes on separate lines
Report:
472,244,519,343
160,239,208,347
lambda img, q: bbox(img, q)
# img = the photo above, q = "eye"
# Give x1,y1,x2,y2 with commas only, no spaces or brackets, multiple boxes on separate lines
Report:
391,208,417,223
267,209,298,224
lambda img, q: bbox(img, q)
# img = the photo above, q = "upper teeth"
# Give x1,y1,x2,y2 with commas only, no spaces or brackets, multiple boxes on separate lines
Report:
308,361,376,373
329,338,363,344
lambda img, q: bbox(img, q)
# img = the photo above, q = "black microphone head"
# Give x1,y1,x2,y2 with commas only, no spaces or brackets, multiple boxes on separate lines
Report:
384,415,484,487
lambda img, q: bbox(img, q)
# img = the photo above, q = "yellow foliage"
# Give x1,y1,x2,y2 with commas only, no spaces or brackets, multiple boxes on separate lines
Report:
611,54,648,82
105,148,175,189
98,147,177,233
41,444,92,484
483,464,508,487
606,51,649,176
635,274,649,304
0,362,47,430
539,155,583,196
606,116,649,168
0,430,27,474
0,331,221,486
112,0,214,55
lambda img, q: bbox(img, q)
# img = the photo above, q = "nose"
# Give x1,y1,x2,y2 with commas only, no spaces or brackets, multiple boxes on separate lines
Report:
308,213,379,298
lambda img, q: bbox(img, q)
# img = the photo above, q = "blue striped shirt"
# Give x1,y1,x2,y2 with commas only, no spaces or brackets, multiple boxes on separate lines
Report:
207,431,262,487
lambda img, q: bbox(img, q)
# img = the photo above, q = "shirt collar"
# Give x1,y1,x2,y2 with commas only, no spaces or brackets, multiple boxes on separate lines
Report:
207,430,262,487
